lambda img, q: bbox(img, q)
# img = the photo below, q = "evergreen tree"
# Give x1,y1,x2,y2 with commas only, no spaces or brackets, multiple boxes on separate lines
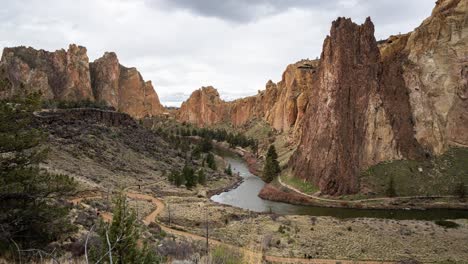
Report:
262,145,280,183
386,177,397,197
198,169,207,185
224,164,233,176
206,153,217,170
173,171,184,187
0,93,77,255
200,137,213,153
91,193,160,263
183,165,197,189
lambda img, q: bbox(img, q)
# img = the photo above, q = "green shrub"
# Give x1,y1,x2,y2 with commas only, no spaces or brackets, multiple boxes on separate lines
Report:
434,220,460,229
211,245,243,264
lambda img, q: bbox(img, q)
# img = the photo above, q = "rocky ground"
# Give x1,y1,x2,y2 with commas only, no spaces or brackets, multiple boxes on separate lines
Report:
157,196,468,263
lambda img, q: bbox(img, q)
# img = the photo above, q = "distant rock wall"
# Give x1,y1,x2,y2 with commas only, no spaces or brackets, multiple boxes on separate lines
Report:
0,45,164,119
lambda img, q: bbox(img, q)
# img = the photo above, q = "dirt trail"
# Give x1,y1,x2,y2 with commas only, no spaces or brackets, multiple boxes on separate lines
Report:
73,184,395,264
278,176,454,204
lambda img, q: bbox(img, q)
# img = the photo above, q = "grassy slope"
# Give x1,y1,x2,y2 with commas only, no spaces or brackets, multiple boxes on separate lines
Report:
358,147,468,197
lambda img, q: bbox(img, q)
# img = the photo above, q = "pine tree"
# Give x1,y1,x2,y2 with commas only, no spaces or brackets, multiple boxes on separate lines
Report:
91,192,160,263
198,169,207,185
183,165,197,189
386,177,397,197
224,164,233,175
206,153,217,170
173,171,184,187
262,145,280,183
0,93,77,255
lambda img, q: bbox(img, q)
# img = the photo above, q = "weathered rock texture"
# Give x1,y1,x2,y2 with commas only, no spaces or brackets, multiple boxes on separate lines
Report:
90,52,164,118
177,0,467,195
0,45,164,118
290,0,467,195
177,59,319,133
177,86,228,126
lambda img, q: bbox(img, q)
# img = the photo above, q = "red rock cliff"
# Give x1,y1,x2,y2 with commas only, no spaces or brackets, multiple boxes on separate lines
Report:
177,0,467,195
177,59,318,133
290,0,467,195
0,44,93,101
90,52,164,118
0,45,164,119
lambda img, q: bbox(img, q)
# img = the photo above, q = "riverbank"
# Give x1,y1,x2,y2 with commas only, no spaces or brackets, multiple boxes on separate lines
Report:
260,179,468,210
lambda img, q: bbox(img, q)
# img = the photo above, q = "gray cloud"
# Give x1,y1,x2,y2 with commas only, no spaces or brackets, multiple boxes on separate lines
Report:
149,0,342,22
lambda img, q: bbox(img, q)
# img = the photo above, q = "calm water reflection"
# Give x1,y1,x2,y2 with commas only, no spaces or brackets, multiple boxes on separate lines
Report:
210,149,468,220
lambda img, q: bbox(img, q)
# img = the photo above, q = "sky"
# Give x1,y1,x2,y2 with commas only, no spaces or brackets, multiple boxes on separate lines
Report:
0,0,435,106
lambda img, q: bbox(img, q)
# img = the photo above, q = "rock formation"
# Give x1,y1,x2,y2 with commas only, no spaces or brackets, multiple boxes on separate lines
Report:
290,0,467,195
90,52,164,118
177,59,318,133
0,45,164,118
177,86,228,126
177,0,467,195
0,44,93,101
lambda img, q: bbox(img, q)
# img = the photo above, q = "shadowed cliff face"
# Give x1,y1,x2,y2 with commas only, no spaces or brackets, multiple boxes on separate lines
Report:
290,17,388,195
0,45,164,119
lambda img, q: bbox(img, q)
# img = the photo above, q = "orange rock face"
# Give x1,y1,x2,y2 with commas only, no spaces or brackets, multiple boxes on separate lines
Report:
90,52,164,118
0,44,93,101
177,86,228,126
0,45,164,119
290,0,467,195
177,0,467,195
177,60,318,133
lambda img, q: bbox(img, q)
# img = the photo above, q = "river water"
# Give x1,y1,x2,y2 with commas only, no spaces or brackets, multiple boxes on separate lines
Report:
210,149,468,220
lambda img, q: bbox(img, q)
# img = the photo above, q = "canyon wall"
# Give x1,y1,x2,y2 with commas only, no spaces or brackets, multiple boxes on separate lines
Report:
290,0,467,195
177,59,318,134
0,45,164,118
177,0,467,195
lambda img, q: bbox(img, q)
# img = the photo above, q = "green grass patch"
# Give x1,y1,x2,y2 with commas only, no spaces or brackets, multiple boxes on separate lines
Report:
211,245,244,264
360,147,468,197
280,171,319,195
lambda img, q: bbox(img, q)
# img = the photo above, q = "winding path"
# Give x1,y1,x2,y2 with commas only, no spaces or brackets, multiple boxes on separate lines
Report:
278,176,455,204
73,184,395,264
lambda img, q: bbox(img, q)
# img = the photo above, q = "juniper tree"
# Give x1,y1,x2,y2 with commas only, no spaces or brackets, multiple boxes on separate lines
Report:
183,165,197,189
206,153,217,170
0,93,77,256
198,169,207,185
90,192,160,263
262,145,280,182
225,164,233,176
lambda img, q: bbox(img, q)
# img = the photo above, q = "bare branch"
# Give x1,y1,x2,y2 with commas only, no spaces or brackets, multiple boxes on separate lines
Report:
105,229,113,264
84,224,95,264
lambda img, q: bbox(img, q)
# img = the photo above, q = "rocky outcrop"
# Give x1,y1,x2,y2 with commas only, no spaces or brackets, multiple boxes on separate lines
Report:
0,45,164,119
177,59,318,133
90,52,165,118
402,0,468,153
34,108,137,127
177,0,467,196
0,44,93,101
177,86,228,126
290,17,397,195
290,0,467,195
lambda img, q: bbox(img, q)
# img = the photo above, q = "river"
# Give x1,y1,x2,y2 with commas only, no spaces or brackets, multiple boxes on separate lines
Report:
211,149,468,220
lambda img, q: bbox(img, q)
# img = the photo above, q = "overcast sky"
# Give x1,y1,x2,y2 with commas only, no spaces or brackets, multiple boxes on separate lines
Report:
1,0,435,106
